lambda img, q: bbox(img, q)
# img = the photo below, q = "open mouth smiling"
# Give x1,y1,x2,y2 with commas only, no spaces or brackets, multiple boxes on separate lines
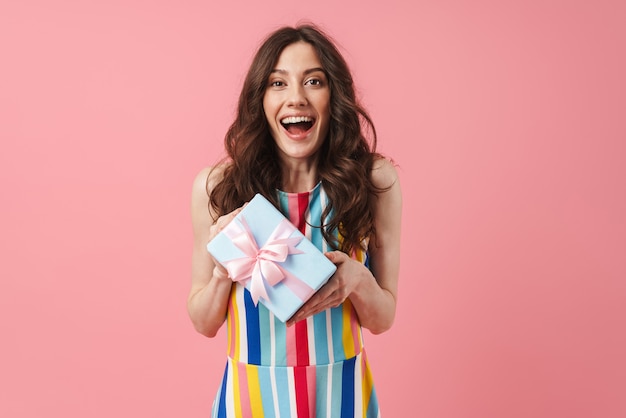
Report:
280,116,315,136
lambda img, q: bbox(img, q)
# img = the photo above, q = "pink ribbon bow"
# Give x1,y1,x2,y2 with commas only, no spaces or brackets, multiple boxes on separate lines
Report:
222,215,309,305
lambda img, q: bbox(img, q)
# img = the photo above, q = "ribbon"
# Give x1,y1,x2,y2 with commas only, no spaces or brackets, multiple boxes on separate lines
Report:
222,215,312,305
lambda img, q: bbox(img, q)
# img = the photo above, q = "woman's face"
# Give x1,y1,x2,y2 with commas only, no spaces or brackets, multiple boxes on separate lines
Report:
263,41,331,166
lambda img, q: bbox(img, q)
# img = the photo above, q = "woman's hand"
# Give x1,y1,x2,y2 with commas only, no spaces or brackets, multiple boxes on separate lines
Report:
286,251,372,326
209,206,244,242
206,205,245,283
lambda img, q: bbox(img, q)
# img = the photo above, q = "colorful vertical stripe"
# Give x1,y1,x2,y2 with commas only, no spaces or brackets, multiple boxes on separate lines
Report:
212,183,381,417
213,353,379,418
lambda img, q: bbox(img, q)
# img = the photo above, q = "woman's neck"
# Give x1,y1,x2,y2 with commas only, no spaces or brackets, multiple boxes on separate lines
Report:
280,160,319,193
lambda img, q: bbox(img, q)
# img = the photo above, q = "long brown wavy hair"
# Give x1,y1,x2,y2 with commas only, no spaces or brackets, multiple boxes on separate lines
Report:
209,23,387,254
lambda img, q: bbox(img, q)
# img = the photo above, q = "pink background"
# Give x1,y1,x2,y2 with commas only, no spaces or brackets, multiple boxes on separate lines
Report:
1,0,625,417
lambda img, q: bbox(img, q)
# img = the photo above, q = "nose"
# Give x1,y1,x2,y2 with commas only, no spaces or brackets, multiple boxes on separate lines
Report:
287,84,308,107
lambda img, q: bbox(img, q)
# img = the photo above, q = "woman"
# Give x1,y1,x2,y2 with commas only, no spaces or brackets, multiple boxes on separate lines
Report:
188,23,401,417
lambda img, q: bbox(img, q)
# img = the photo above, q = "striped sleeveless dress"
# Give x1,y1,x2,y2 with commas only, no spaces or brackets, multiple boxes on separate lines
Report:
211,183,381,418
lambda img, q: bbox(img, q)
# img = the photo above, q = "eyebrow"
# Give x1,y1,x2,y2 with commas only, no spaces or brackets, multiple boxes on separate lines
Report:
270,67,326,75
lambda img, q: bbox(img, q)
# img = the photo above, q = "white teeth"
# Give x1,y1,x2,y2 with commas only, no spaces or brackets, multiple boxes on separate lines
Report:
280,116,313,124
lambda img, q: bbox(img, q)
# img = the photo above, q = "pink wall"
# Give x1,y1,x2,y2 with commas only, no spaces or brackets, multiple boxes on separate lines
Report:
1,0,624,417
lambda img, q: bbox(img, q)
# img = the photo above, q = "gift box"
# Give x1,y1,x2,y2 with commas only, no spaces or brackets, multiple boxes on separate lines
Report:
207,193,337,322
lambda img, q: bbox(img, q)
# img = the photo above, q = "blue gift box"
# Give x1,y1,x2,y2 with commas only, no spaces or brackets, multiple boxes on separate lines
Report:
207,193,337,322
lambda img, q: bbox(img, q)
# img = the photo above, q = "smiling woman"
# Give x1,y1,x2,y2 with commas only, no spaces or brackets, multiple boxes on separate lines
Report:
188,23,402,417
263,42,331,177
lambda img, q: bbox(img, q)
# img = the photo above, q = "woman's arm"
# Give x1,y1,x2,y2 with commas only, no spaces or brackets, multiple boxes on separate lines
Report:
287,158,402,334
187,166,242,338
349,157,402,333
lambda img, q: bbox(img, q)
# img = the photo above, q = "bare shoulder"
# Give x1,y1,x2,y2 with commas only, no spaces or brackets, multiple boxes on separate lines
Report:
192,164,229,199
371,156,400,190
369,157,402,255
191,164,229,223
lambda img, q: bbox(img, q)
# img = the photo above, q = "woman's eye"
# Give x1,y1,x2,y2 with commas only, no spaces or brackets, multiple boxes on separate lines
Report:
269,80,284,87
306,79,322,86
